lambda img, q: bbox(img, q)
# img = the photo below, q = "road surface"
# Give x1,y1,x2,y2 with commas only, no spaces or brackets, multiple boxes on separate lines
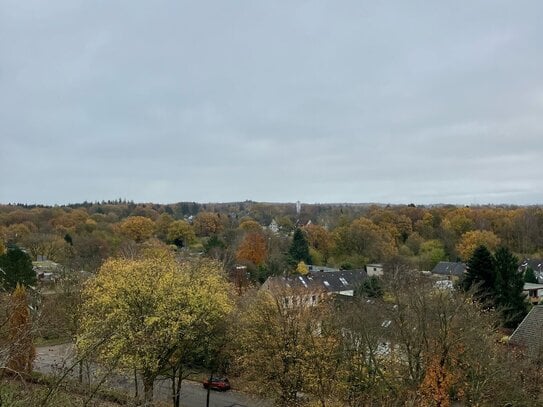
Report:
35,344,270,407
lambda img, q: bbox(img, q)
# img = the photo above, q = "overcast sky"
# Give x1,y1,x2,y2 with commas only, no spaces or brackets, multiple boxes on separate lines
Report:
1,1,543,205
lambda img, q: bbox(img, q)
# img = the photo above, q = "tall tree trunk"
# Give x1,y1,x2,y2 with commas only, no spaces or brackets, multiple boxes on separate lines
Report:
206,371,215,407
134,368,139,399
171,366,181,407
175,366,183,407
143,374,154,405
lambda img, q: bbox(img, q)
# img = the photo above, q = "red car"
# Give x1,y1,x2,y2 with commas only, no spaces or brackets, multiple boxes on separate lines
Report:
203,376,231,391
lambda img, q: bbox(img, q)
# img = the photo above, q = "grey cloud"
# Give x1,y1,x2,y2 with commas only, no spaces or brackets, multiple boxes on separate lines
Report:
2,1,543,205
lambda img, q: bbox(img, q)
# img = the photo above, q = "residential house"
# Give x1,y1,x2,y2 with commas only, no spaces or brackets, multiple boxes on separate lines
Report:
261,269,368,307
430,261,466,281
509,305,543,357
522,283,543,305
365,263,384,277
33,258,62,283
519,259,543,283
267,219,279,234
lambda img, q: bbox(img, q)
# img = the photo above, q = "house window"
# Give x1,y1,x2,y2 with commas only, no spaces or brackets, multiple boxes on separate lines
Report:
339,277,348,286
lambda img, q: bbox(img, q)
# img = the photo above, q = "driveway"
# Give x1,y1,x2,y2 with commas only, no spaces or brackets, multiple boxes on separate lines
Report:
35,344,270,407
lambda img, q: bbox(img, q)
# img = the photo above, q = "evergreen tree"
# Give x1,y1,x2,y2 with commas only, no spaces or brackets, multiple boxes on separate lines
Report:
356,276,384,298
493,247,528,329
64,233,73,246
7,284,35,375
524,266,538,284
461,245,495,305
288,228,312,265
0,246,36,290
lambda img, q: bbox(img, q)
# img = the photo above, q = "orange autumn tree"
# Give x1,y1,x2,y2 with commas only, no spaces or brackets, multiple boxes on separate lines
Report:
236,233,267,266
419,354,458,407
6,284,35,375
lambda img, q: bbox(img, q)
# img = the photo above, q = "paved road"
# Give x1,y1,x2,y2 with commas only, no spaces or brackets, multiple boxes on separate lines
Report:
35,344,269,407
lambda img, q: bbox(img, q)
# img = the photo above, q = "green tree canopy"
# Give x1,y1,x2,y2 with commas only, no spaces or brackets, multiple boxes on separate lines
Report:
356,275,384,298
524,266,538,284
493,247,528,329
460,245,495,305
167,220,196,247
0,246,36,290
288,228,312,265
461,245,528,329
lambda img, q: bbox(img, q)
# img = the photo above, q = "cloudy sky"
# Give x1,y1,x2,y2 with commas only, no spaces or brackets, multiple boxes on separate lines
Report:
1,1,542,205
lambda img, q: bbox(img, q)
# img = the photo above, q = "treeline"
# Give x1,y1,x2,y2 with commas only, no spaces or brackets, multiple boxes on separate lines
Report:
1,202,543,280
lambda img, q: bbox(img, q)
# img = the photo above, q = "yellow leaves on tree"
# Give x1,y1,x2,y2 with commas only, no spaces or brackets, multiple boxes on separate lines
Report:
154,213,174,240
167,220,196,247
238,219,262,233
296,261,309,275
77,253,233,403
442,207,474,237
7,284,35,375
50,208,89,232
193,212,224,237
236,232,267,266
118,216,155,243
456,230,500,261
303,224,331,255
333,218,398,263
233,290,340,407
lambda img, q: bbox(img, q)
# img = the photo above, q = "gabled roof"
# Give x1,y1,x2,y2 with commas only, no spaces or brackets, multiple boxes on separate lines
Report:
262,269,367,294
519,259,543,272
509,305,543,356
310,270,367,293
431,261,466,277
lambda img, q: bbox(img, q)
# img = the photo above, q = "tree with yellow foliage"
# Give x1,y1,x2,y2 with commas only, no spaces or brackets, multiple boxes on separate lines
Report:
233,289,341,407
296,261,309,275
167,220,196,248
118,216,155,243
456,230,500,261
77,252,233,404
238,219,262,233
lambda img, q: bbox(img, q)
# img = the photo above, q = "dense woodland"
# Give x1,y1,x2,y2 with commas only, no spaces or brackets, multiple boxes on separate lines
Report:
1,201,543,406
1,201,543,278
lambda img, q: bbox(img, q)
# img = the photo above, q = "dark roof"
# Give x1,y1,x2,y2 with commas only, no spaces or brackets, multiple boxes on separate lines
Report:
431,261,466,276
509,305,543,356
519,259,543,273
263,269,367,294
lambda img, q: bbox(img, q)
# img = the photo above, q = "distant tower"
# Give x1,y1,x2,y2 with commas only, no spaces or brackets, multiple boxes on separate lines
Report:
296,200,301,215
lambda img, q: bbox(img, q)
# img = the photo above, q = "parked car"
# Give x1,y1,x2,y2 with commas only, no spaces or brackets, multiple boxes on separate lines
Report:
202,376,231,391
